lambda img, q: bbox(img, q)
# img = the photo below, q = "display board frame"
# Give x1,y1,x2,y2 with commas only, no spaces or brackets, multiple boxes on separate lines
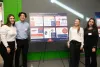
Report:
29,13,68,42
95,12,100,37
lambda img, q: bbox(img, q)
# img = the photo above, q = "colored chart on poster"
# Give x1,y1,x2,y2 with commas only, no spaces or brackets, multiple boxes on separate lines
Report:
55,16,67,26
96,18,100,27
44,27,56,38
30,27,44,39
30,16,43,27
44,16,55,26
56,27,68,38
95,12,100,37
29,13,68,42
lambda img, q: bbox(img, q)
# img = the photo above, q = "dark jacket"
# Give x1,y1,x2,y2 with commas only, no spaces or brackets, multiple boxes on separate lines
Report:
84,28,99,48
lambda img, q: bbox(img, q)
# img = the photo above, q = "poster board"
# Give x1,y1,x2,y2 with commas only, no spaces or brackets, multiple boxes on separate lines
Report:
0,2,4,25
95,12,100,37
29,13,68,42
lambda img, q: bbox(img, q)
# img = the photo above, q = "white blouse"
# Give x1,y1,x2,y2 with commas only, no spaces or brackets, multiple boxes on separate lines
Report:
0,25,17,48
69,27,84,48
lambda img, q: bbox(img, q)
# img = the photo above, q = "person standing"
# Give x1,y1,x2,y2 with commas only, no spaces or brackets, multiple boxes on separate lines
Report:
84,18,98,67
68,18,84,67
0,14,17,67
15,12,29,67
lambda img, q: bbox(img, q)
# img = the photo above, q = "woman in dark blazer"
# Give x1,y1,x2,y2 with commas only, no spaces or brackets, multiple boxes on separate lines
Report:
84,18,99,67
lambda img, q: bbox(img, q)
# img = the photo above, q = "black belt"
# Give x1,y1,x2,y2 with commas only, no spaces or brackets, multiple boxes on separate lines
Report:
16,39,28,41
70,40,81,44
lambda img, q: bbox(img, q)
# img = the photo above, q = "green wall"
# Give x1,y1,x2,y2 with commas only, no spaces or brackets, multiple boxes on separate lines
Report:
3,0,22,23
3,0,100,61
28,51,69,61
27,49,100,61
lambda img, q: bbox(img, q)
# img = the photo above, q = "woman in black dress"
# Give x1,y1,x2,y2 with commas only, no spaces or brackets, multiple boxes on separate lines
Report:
84,18,98,67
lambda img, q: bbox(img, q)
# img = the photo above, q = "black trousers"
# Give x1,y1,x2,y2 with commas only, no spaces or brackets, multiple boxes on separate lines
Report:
84,45,97,67
15,39,29,67
0,41,15,67
69,40,81,67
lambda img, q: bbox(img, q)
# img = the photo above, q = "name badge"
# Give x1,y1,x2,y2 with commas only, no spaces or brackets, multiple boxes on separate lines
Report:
88,33,92,35
25,29,27,31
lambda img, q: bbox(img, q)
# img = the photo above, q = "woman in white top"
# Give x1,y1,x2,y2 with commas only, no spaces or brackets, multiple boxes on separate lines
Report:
68,18,84,67
0,14,17,67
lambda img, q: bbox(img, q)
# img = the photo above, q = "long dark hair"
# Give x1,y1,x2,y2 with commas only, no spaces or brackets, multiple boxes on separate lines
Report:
86,18,97,29
6,14,15,27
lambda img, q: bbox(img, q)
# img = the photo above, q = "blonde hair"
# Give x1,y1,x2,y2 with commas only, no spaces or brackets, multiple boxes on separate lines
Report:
75,18,81,33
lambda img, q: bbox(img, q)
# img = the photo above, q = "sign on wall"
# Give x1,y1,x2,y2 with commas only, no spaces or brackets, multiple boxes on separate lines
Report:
95,12,100,37
0,2,4,26
0,2,4,64
29,13,68,42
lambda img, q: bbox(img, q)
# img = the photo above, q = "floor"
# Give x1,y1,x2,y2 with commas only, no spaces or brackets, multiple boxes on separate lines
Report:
0,56,100,67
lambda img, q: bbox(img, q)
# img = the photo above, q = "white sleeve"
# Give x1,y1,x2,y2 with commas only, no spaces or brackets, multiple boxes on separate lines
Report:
81,28,84,48
68,27,71,46
0,26,8,47
69,27,71,42
14,27,17,49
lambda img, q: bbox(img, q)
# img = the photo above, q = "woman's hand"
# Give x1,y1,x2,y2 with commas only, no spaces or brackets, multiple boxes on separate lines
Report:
67,41,70,48
92,48,96,52
80,47,83,50
15,48,17,51
68,45,70,48
6,47,10,53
